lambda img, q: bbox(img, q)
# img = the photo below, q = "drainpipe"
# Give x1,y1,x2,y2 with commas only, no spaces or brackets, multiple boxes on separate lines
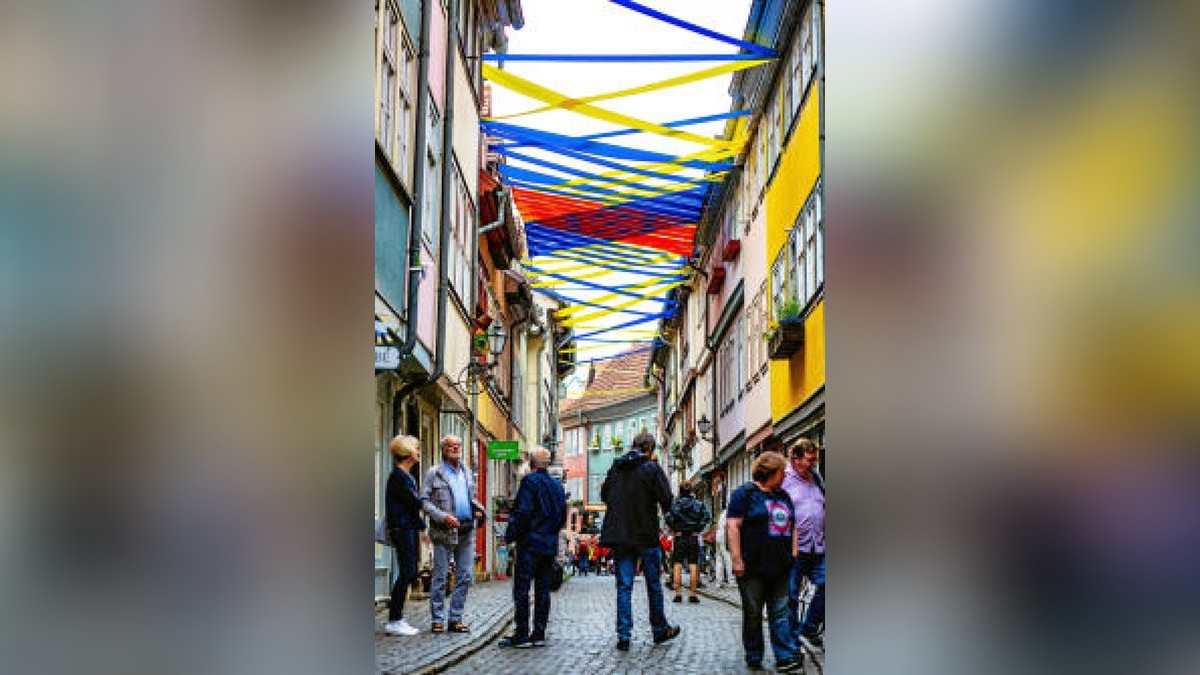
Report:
397,0,435,362
394,0,453,415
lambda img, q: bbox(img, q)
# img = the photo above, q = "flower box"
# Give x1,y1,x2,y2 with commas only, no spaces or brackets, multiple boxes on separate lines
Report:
768,320,805,359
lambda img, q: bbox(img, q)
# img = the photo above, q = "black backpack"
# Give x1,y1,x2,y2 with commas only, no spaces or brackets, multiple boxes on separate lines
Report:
667,498,707,533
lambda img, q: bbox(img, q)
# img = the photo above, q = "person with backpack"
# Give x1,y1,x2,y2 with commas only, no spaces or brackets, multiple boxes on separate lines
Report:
498,447,568,648
667,483,711,604
782,439,825,653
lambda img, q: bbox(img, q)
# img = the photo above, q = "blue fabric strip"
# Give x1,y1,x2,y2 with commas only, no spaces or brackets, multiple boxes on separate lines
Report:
565,343,660,365
526,223,690,262
503,176,707,221
496,110,751,149
483,53,769,63
483,121,733,171
607,0,776,56
571,313,673,342
501,146,706,186
529,285,671,317
505,179,703,221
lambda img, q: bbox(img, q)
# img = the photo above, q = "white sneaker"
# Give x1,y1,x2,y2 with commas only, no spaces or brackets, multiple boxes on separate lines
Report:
384,620,419,636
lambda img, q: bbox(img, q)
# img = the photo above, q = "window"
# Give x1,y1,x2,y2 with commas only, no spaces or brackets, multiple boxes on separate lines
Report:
448,162,475,303
567,477,583,503
396,33,415,175
729,312,739,396
748,284,768,372
766,99,780,177
588,474,604,504
770,181,824,319
722,185,741,243
422,102,442,249
377,0,399,158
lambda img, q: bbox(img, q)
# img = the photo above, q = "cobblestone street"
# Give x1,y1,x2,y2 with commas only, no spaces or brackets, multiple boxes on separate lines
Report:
377,570,823,674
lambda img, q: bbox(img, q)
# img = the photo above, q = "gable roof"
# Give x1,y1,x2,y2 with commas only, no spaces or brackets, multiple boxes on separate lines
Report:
559,348,654,419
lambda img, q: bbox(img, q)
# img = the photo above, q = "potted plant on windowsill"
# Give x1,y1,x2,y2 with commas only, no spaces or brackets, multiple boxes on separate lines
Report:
610,436,622,451
768,299,805,359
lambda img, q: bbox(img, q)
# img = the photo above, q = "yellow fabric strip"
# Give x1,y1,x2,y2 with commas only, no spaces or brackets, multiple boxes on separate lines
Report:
483,64,734,147
558,145,739,192
489,60,768,121
558,281,684,327
555,277,680,319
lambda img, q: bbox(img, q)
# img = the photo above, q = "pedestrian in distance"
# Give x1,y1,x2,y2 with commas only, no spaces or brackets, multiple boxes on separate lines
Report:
499,447,568,648
667,482,710,604
783,439,825,653
713,505,733,587
420,434,487,634
727,451,804,673
599,431,681,652
577,540,589,576
382,435,425,636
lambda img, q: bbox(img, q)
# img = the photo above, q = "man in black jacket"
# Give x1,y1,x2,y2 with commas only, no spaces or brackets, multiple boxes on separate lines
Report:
599,431,680,652
499,447,567,649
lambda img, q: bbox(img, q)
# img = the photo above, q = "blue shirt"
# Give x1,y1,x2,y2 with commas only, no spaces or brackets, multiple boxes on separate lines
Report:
443,462,474,522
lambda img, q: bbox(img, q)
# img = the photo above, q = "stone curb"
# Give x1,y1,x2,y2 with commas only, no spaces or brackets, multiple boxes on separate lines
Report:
410,608,514,675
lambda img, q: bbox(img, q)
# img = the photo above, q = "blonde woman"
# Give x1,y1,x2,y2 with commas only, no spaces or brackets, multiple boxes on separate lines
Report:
383,435,424,636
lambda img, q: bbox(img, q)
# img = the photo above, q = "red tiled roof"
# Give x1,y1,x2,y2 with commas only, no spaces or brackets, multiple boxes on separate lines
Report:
558,348,655,420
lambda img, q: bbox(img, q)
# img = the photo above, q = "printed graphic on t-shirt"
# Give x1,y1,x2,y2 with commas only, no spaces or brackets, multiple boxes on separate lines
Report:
767,498,792,537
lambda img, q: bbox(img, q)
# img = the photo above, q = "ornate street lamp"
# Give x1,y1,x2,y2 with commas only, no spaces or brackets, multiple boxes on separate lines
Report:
456,323,509,395
696,414,712,441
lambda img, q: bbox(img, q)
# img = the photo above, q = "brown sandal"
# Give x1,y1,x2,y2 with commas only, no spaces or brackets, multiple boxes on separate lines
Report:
430,623,444,633
448,622,470,633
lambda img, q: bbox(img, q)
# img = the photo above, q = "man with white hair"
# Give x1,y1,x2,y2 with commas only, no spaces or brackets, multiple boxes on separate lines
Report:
498,447,567,648
421,435,486,634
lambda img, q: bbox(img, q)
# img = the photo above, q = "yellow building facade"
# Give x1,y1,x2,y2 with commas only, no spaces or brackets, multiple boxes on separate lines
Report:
764,0,824,447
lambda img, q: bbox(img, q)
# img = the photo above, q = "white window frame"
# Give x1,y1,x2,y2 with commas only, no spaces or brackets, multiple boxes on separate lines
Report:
770,180,825,319
422,102,441,249
377,0,400,159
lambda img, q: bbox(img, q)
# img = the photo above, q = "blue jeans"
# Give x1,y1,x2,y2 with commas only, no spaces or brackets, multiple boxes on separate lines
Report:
614,546,670,641
512,547,554,640
790,552,826,638
737,574,797,666
430,528,475,624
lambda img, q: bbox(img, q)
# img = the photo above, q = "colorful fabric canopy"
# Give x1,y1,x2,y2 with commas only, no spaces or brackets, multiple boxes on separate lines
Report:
482,1,771,365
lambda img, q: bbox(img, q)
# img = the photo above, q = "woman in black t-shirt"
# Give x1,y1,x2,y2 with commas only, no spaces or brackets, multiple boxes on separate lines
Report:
726,451,803,673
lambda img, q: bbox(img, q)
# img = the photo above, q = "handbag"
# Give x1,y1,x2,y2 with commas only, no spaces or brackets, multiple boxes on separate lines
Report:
550,560,565,592
375,518,390,546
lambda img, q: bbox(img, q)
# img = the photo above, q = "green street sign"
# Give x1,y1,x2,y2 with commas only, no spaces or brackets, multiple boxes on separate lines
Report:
487,440,520,461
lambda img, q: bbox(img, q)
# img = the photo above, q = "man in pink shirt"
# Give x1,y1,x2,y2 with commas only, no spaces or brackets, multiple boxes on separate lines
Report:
781,438,825,652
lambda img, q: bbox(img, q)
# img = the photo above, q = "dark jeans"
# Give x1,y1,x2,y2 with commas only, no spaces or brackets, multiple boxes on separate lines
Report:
614,546,669,642
388,528,419,622
512,547,555,640
737,574,797,666
790,552,826,638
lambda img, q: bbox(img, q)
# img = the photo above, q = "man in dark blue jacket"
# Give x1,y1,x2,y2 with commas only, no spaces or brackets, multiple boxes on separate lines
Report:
499,447,567,648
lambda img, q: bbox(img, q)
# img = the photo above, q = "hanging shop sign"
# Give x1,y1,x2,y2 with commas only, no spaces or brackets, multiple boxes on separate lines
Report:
487,440,520,461
375,346,401,370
